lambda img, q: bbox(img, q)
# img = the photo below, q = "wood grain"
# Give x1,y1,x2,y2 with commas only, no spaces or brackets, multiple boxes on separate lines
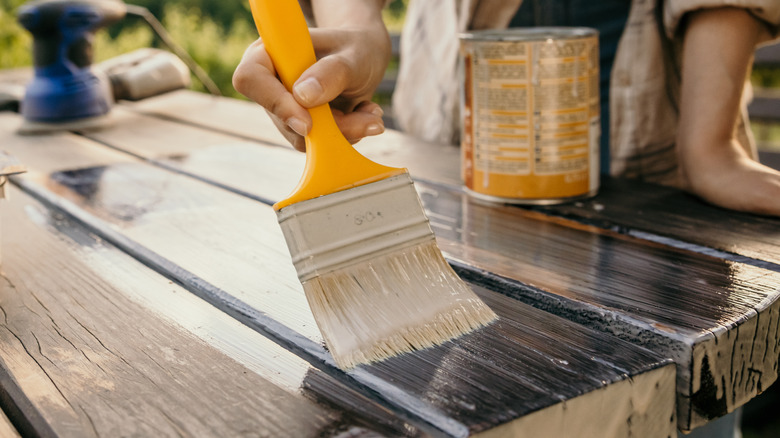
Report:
530,177,780,270
2,112,677,437
125,91,780,268
417,183,780,430
122,89,288,146
81,94,780,431
0,183,421,437
123,95,463,187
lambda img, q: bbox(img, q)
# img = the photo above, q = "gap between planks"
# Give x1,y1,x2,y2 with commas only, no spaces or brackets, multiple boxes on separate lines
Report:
122,93,780,271
0,112,678,437
66,102,780,431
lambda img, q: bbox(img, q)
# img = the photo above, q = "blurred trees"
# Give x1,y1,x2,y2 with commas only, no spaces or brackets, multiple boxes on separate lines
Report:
1,0,407,98
1,0,32,68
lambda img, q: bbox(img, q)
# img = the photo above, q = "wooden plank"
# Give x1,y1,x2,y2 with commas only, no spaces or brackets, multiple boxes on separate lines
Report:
120,89,288,145
77,107,305,204
419,182,780,430
81,104,462,213
20,82,780,262
123,91,780,266
121,93,463,187
529,177,780,270
0,184,415,437
0,410,20,438
74,97,780,432
1,113,677,437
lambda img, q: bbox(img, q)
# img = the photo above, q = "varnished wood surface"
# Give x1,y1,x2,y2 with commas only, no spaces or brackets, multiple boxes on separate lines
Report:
0,112,678,437
420,183,780,430
127,91,780,266
89,91,780,431
531,177,780,270
0,183,414,437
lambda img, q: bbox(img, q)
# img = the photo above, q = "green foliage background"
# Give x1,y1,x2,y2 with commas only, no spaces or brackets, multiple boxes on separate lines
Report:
4,0,772,148
1,0,32,68
1,0,407,98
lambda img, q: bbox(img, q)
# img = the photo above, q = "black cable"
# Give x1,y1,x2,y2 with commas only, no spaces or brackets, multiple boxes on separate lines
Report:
124,4,222,96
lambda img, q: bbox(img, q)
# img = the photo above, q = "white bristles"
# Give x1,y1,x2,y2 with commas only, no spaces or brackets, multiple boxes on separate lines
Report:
277,173,497,369
302,239,498,369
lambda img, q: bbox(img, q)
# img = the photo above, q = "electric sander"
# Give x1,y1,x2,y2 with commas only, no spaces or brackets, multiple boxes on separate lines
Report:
17,0,127,134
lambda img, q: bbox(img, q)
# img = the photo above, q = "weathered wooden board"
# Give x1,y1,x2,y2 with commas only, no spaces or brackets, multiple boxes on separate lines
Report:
78,106,460,206
530,177,780,270
122,89,288,145
80,96,780,432
0,184,415,437
0,410,20,438
127,91,780,268
76,107,303,204
123,93,463,187
1,113,677,437
419,183,780,431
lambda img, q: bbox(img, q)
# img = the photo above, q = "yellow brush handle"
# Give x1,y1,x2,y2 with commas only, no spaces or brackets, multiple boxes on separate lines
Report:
248,0,405,210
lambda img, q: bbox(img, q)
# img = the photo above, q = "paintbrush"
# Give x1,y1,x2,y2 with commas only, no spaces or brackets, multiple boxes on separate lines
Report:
248,0,497,369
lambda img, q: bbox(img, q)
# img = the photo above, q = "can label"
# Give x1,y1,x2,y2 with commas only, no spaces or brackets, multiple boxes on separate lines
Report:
461,28,600,203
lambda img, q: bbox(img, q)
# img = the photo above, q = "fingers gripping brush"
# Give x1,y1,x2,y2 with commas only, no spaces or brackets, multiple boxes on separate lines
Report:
248,0,497,369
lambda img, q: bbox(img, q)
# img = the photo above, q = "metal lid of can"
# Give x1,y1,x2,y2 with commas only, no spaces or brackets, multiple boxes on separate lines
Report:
460,27,598,42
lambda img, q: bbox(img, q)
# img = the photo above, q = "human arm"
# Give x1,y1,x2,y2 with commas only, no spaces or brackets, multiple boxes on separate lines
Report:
232,0,390,151
676,6,780,216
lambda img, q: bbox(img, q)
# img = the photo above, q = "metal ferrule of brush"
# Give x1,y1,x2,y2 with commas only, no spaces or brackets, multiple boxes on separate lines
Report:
276,173,435,283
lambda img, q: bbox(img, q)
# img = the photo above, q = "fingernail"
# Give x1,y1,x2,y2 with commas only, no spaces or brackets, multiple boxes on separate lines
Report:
293,78,323,105
365,123,384,136
287,117,309,136
371,106,384,117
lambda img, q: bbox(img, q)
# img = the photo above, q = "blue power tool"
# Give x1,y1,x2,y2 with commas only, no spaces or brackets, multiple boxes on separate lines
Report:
17,0,126,133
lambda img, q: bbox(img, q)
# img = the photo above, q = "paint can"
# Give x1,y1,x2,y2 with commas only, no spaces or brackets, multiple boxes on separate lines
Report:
459,27,600,204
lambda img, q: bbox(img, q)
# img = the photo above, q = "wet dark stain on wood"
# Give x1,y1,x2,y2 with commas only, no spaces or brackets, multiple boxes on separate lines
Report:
691,354,729,421
32,101,780,431
0,112,678,437
0,186,419,437
1,87,778,435
112,89,780,432
414,182,780,430
66,110,780,430
20,162,675,436
530,177,780,271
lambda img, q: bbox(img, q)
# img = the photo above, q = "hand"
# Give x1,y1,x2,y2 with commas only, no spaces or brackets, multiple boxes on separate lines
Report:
233,6,390,151
680,138,780,216
677,7,780,216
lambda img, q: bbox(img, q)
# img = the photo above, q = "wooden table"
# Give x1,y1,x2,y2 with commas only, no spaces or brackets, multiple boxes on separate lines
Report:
0,84,778,437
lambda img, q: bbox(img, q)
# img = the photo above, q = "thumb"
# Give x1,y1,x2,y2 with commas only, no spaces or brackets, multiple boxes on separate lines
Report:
292,54,356,110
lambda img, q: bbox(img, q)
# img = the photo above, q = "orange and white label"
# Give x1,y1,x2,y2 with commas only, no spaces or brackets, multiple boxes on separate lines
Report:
461,33,600,201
